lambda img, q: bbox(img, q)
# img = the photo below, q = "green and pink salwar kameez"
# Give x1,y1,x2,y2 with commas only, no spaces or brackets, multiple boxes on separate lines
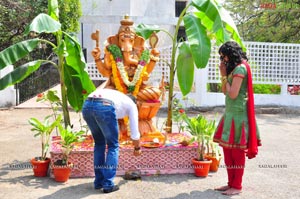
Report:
213,60,261,190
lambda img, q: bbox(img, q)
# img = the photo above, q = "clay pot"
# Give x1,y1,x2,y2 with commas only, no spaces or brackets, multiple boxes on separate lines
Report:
191,158,212,177
52,162,73,182
30,157,50,177
205,155,222,172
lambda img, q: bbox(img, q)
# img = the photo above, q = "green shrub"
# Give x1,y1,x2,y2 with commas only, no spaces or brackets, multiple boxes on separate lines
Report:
253,84,281,94
207,83,281,94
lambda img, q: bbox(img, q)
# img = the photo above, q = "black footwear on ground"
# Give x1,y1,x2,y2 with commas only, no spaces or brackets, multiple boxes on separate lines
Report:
103,185,119,193
124,170,141,180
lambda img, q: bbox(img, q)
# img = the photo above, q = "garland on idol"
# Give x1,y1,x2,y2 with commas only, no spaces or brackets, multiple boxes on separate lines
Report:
107,44,149,96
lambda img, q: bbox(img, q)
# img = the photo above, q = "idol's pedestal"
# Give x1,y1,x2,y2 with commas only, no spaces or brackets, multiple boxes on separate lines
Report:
50,133,198,177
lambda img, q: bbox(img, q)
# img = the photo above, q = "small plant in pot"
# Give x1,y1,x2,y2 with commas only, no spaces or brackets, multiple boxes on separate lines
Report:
52,123,85,182
203,118,221,172
28,115,61,177
182,113,215,177
205,141,222,172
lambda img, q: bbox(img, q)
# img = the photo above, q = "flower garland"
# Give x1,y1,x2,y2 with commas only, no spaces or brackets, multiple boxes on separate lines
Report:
107,44,149,96
111,54,127,93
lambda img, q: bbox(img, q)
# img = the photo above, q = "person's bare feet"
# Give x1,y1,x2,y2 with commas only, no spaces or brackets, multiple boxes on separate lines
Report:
214,185,230,191
222,188,242,195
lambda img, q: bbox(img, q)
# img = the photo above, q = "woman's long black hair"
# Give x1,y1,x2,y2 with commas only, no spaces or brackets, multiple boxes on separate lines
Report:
219,41,248,76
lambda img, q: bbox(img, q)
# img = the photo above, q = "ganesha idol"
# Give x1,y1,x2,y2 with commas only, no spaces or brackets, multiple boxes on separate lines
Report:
91,15,164,143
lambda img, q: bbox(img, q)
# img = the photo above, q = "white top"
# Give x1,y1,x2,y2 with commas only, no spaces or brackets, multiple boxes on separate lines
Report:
88,88,140,140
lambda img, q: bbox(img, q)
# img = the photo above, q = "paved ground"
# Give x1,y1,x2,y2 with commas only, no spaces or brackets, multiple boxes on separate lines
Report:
1,106,300,199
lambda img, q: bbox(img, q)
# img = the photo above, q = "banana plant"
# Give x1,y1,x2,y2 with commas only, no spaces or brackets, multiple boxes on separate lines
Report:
0,0,95,128
135,0,245,133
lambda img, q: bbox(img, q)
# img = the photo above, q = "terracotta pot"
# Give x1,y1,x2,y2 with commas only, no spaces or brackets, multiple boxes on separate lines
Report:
205,155,222,172
52,163,72,182
30,157,50,177
191,158,212,177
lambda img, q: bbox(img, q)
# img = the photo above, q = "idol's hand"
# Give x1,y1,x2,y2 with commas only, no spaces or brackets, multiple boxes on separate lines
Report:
91,47,101,60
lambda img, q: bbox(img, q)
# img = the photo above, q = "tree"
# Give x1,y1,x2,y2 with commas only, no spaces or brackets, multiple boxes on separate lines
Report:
224,0,300,43
0,0,82,52
0,0,95,128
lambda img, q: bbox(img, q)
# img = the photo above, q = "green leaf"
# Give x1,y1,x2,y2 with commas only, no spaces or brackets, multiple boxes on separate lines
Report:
64,33,86,74
64,64,83,111
193,11,214,32
0,39,40,69
183,14,211,68
24,13,61,35
192,0,223,34
176,42,194,96
218,6,246,50
135,23,161,39
0,60,42,90
63,33,96,111
47,90,61,103
192,0,243,46
48,0,59,21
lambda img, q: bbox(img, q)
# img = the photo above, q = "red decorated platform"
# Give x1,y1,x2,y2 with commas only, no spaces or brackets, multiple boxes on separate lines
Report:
50,133,198,177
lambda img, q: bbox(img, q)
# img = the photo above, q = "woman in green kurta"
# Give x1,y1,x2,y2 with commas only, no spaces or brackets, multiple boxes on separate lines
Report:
213,41,261,196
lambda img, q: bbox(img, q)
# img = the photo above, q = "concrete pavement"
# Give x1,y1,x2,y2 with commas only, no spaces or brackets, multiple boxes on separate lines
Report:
0,107,300,199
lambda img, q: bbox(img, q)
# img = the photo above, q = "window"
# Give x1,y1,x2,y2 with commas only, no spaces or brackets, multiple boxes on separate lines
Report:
177,26,187,42
175,1,187,17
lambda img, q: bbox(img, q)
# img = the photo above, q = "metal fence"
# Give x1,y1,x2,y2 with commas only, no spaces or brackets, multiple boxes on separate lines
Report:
16,63,60,104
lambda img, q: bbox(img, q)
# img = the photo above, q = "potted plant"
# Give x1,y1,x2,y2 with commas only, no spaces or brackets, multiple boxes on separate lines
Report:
205,141,222,172
28,115,61,177
202,119,221,172
52,123,85,182
182,113,216,177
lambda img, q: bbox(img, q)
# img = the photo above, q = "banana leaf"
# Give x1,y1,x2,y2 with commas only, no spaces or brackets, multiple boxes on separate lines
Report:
24,13,61,35
135,24,160,39
192,0,223,35
183,14,211,69
218,6,246,50
0,39,40,69
176,42,195,95
63,33,96,111
0,60,43,90
48,0,59,21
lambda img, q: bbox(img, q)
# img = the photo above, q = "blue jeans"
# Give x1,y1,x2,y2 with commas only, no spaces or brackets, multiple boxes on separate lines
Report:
82,98,119,190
